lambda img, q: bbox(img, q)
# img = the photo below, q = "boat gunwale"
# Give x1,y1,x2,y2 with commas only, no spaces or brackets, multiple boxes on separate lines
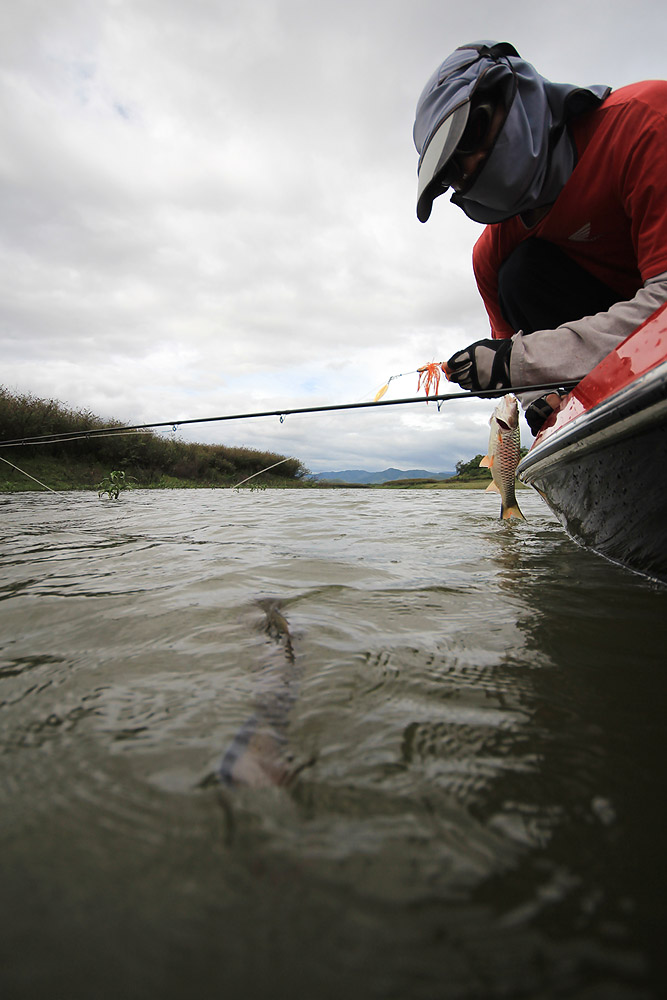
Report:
518,359,667,483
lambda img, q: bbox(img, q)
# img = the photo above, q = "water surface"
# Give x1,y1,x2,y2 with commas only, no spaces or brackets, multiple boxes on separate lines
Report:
1,488,666,998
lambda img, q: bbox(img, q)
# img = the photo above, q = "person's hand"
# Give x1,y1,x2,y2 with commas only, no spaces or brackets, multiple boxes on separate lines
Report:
525,391,568,436
445,338,512,392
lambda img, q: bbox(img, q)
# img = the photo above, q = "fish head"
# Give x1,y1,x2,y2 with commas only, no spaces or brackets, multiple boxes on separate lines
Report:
490,394,519,433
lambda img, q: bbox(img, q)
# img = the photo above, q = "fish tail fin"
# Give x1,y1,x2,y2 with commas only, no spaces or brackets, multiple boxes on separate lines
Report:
501,503,526,521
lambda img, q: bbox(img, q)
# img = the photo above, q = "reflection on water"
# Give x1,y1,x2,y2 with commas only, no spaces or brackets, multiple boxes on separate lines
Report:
0,488,666,999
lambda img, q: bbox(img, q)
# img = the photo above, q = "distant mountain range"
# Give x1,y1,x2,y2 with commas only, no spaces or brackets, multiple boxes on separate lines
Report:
308,467,455,484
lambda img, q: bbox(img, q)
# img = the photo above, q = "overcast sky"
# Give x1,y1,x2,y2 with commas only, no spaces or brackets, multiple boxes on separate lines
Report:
2,0,665,473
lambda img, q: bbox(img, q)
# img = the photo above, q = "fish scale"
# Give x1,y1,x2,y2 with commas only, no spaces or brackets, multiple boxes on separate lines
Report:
480,395,525,520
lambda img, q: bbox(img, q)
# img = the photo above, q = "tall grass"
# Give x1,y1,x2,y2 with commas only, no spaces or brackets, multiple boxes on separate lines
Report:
0,387,308,486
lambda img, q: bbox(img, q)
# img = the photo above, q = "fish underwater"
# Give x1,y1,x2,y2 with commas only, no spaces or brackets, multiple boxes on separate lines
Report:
217,599,303,788
480,394,526,521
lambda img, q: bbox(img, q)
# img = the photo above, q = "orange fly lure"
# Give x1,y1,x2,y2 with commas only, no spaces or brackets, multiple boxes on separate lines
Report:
417,362,442,399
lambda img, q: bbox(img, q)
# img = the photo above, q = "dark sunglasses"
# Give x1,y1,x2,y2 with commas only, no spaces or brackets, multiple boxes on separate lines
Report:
438,101,495,190
456,101,495,155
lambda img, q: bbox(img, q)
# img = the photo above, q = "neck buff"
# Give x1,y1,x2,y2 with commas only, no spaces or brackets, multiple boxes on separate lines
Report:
414,42,610,225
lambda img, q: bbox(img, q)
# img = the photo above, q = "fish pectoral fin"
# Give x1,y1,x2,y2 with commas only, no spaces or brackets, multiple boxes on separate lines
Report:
485,481,501,494
479,455,493,468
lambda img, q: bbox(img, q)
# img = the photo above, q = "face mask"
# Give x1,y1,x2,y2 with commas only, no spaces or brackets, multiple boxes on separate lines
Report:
414,41,609,225
451,68,609,223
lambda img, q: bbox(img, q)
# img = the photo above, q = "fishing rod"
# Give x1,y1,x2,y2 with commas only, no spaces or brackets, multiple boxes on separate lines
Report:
0,381,579,450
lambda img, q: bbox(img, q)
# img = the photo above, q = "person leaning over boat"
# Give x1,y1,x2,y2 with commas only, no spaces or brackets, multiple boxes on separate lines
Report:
413,41,667,433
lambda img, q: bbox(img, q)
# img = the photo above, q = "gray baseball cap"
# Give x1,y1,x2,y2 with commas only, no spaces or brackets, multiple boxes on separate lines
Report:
414,42,518,222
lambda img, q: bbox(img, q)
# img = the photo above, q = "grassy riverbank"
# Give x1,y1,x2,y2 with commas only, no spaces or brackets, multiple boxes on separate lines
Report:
0,460,520,493
0,452,499,493
311,455,501,490
0,453,309,492
0,386,307,493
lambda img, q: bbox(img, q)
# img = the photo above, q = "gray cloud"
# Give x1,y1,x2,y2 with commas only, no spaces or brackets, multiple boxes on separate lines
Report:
2,0,665,473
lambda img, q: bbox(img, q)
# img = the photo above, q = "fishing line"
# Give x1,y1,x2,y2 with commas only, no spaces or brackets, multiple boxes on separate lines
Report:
232,458,291,490
0,381,579,450
0,429,170,449
373,368,423,401
0,454,65,497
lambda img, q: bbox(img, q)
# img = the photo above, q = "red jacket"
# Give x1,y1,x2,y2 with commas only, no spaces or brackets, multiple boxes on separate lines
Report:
472,81,667,338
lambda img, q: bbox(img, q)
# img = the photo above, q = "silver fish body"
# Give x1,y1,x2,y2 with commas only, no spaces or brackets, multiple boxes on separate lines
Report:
218,599,301,788
480,395,525,520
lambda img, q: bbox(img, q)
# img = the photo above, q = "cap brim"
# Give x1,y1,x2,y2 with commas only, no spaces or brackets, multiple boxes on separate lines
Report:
416,102,470,222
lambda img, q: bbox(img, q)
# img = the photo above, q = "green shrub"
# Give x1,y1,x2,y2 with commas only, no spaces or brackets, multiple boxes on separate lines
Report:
0,386,308,486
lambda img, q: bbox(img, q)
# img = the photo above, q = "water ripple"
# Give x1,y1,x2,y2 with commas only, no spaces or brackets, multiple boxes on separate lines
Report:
0,488,665,998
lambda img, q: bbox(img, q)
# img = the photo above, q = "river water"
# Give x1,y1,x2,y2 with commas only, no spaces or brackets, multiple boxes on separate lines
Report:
1,487,666,999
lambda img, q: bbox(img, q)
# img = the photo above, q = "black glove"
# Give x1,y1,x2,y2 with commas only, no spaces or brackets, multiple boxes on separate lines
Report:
446,338,512,392
525,390,568,436
525,396,554,436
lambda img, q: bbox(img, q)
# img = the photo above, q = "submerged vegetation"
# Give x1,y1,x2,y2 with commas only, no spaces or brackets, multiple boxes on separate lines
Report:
0,387,308,492
97,470,137,500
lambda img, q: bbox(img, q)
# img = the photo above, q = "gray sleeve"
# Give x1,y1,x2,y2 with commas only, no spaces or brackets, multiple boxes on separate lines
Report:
510,270,667,406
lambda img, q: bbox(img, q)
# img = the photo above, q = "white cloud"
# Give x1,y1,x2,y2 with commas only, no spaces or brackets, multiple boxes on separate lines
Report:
1,0,665,473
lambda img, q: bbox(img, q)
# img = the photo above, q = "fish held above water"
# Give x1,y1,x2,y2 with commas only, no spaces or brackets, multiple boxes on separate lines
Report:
480,394,526,521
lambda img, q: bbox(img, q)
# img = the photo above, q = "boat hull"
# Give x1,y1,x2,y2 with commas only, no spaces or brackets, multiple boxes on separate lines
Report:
518,305,667,583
